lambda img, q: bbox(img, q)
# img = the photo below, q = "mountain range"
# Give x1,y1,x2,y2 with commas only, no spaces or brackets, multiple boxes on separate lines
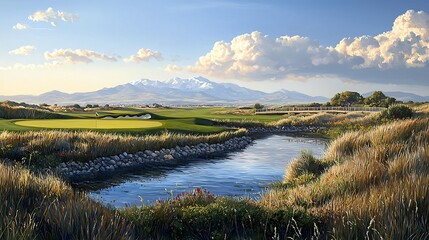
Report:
0,77,329,105
1,77,427,105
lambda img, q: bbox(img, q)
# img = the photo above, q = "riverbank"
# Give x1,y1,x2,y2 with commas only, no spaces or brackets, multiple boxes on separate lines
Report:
60,125,328,181
60,136,253,180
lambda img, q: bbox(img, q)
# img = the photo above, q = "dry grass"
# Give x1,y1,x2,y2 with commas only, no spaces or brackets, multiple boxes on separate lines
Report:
262,118,429,238
0,129,247,164
0,104,70,119
212,109,255,115
0,162,135,239
269,112,372,127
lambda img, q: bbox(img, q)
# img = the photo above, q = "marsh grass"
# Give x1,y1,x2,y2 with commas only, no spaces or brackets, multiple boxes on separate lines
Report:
0,128,247,165
122,188,315,239
0,162,135,239
214,112,375,129
262,118,429,239
0,104,71,119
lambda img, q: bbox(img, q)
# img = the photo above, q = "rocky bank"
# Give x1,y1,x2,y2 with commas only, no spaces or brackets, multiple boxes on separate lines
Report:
60,136,253,181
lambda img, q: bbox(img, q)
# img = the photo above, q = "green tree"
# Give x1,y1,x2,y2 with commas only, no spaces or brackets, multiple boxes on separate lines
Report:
330,91,363,106
253,103,264,109
364,91,396,107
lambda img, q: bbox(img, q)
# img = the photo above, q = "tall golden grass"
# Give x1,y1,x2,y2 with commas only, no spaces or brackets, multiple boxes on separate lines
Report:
0,129,247,163
0,162,135,239
262,118,429,238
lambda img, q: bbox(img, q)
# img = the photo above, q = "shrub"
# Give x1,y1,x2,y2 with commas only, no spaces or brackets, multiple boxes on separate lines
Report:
284,151,331,184
379,104,413,120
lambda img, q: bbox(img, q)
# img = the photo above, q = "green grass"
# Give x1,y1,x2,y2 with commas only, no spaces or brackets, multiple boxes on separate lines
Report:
15,119,163,129
0,107,283,134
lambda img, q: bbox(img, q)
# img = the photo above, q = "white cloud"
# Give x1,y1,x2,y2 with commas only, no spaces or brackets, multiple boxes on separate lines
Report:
13,23,28,30
189,10,429,85
189,31,341,80
0,62,61,71
335,10,429,69
124,48,163,63
9,45,36,55
165,64,183,72
44,49,117,64
28,7,77,26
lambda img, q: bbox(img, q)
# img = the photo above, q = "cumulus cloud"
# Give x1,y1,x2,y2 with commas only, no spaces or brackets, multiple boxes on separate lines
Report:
189,10,429,85
28,7,77,26
44,49,117,64
9,45,36,55
335,10,429,69
124,48,163,63
13,23,28,30
165,64,183,72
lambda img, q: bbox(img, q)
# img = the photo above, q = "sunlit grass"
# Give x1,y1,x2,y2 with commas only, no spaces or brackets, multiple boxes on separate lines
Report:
262,118,429,238
0,128,247,164
0,162,135,239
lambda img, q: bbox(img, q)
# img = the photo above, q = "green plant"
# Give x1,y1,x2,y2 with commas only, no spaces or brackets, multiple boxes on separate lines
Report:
284,151,331,184
379,104,413,120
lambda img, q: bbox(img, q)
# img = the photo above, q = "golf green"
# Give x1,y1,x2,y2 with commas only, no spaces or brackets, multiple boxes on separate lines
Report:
15,119,163,129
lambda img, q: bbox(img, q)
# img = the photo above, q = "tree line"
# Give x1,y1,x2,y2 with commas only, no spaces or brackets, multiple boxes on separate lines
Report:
327,91,396,107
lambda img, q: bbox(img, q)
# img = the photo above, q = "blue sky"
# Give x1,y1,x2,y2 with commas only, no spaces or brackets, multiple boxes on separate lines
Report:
1,0,429,97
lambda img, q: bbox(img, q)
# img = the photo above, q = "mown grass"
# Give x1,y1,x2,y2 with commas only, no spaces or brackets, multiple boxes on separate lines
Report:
0,107,281,134
262,118,429,239
0,129,247,166
15,119,163,129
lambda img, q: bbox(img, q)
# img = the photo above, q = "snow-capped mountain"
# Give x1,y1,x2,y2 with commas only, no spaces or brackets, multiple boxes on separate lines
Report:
0,76,329,105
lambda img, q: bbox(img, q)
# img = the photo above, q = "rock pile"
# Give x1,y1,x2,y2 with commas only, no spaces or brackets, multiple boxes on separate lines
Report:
60,136,252,180
248,126,324,133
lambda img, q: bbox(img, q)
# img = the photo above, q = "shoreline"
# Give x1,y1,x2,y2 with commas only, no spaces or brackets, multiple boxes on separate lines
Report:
60,126,325,181
60,136,253,181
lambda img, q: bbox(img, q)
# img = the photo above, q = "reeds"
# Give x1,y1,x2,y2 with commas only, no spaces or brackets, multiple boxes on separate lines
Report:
262,118,429,238
0,162,136,239
0,129,247,163
0,104,70,119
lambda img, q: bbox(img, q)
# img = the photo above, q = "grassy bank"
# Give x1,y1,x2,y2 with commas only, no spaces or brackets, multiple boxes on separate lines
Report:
262,118,429,238
0,162,135,239
0,129,247,167
0,104,73,119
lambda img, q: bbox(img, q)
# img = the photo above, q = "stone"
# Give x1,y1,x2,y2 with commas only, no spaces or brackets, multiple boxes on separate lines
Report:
164,154,174,160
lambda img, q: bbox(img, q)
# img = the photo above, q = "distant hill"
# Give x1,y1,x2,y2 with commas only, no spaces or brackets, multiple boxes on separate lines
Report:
0,77,329,105
363,91,429,102
0,102,71,119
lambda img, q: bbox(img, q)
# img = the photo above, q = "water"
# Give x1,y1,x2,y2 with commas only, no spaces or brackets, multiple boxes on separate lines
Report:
78,134,327,208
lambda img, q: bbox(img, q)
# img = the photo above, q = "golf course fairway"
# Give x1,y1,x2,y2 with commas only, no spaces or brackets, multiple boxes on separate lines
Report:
15,119,163,129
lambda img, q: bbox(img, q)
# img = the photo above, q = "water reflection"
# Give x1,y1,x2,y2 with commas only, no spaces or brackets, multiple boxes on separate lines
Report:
79,134,328,208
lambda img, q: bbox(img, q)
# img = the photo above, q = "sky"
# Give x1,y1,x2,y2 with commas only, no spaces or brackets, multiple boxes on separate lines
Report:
1,0,429,97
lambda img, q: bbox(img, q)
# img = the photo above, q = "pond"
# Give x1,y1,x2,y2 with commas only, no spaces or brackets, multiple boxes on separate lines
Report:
76,134,328,208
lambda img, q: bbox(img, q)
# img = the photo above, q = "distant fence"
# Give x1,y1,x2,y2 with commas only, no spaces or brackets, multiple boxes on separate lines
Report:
255,106,385,115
